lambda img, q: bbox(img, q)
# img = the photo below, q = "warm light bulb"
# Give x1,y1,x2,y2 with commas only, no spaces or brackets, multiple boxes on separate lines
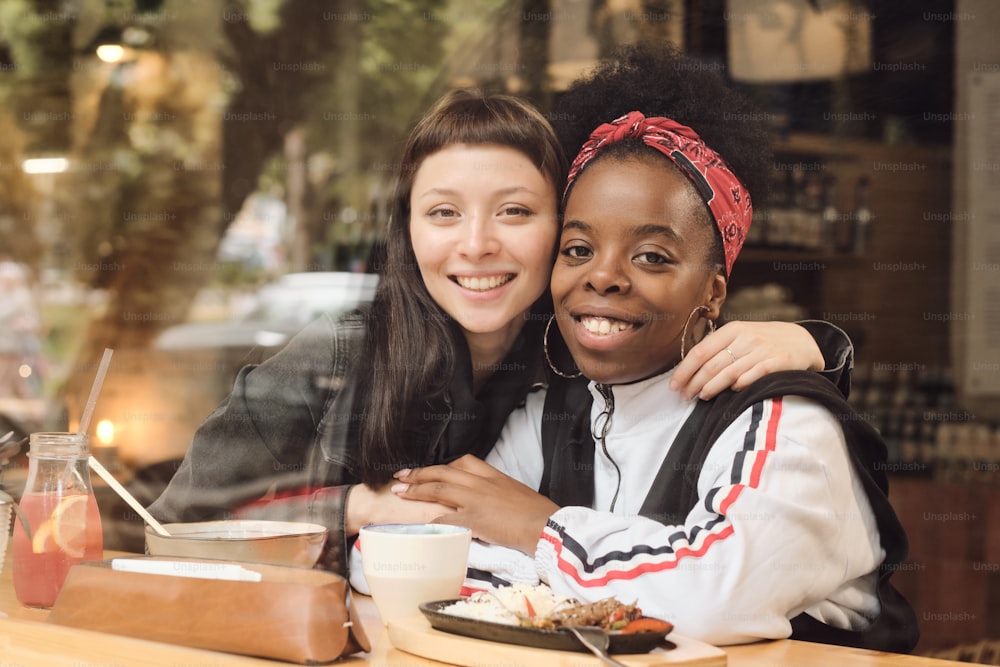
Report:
22,157,69,174
96,44,125,63
96,419,115,446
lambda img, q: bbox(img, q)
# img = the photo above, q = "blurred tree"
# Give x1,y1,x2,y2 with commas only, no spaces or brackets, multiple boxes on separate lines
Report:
299,0,454,270
0,0,74,267
517,0,552,110
0,110,41,265
41,0,460,428
3,0,565,440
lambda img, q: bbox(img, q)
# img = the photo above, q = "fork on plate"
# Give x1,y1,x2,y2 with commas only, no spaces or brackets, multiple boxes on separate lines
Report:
566,625,630,667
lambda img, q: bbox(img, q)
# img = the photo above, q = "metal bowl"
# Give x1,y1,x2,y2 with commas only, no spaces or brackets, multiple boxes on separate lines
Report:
145,520,328,568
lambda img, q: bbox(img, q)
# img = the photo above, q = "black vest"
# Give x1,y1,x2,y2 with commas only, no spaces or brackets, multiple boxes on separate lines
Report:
538,370,919,654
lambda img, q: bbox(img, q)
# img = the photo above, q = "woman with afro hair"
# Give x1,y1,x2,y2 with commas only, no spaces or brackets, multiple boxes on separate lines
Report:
391,43,919,653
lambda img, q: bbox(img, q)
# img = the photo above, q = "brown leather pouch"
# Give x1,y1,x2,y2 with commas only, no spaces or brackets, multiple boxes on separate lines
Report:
48,556,371,664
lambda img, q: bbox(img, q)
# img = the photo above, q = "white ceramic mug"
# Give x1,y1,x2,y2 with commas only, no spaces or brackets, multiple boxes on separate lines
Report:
359,523,471,625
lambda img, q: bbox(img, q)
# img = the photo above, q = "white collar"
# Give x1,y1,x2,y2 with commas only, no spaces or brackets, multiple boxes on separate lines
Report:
587,369,689,434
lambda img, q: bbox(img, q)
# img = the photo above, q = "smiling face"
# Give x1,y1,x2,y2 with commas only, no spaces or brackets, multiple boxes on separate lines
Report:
551,155,727,385
410,144,559,349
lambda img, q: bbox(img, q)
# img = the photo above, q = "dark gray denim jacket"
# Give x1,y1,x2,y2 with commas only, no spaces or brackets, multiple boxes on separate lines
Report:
149,310,374,573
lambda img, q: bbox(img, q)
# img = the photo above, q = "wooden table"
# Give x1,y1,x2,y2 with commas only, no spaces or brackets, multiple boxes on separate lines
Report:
0,543,967,667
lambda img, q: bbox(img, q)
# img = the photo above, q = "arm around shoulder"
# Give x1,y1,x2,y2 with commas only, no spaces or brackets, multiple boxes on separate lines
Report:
795,319,854,398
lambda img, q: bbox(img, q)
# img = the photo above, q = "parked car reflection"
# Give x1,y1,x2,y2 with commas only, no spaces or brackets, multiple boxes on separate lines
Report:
154,271,379,353
101,271,378,551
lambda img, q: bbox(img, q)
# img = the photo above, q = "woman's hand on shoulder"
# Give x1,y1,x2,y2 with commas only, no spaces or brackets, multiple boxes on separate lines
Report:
670,320,824,401
392,455,558,554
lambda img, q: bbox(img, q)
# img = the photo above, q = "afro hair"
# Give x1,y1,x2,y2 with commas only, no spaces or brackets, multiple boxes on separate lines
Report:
551,43,772,203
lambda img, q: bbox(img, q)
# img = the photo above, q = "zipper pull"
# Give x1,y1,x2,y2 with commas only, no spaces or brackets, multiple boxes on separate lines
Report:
596,383,615,411
594,384,615,442
593,383,622,514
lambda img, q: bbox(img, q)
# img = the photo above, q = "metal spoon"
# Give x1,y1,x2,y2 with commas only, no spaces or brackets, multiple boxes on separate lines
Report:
0,432,25,485
0,431,22,461
566,625,630,667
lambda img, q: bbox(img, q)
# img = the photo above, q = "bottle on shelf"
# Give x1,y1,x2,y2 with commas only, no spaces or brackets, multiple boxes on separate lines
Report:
848,361,870,410
951,424,975,482
836,184,855,253
765,167,794,248
801,170,824,250
864,363,892,412
882,408,904,467
917,419,937,477
986,428,1000,486
747,194,768,247
851,175,873,256
789,164,807,248
934,422,957,482
820,174,840,253
898,412,920,473
936,367,957,412
971,424,994,484
891,367,913,410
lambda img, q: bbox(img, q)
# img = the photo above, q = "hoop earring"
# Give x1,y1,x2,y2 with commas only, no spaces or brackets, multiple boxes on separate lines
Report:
544,315,582,379
680,305,716,360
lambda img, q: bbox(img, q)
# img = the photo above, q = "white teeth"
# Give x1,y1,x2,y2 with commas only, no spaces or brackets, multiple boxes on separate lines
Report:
580,317,634,335
456,275,513,291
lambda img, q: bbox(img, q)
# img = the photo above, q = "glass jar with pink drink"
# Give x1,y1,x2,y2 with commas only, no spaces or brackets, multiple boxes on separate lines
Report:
12,432,103,609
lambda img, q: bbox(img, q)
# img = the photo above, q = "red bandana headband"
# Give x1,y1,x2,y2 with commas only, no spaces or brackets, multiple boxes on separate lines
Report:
564,111,753,277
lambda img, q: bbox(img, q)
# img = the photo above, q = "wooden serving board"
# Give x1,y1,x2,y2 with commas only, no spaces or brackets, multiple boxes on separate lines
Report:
386,616,727,667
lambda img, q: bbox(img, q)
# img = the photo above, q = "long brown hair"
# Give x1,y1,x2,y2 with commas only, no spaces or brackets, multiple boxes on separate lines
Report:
358,89,567,485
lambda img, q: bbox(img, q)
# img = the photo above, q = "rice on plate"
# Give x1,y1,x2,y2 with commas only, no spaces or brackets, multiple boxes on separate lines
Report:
440,583,569,625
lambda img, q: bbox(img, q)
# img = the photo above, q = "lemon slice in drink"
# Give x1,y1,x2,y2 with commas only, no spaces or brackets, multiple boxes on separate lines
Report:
31,495,89,558
52,494,90,558
31,521,55,554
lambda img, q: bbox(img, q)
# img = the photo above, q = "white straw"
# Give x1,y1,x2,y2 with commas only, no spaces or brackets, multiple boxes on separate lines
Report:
88,454,171,537
78,348,114,435
72,347,171,537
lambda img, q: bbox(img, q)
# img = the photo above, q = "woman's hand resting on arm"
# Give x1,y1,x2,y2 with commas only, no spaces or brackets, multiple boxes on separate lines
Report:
345,482,457,536
670,320,824,401
391,454,558,554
